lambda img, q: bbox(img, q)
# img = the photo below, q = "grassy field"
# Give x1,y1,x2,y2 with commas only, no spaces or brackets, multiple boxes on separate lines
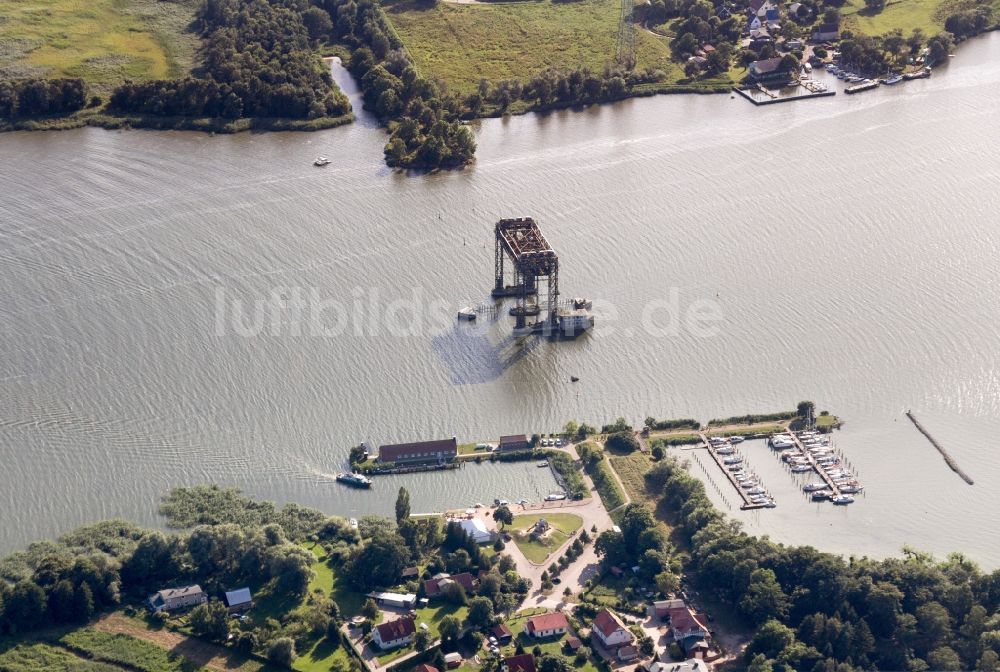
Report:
509,513,582,564
837,0,1000,36
59,629,203,672
608,452,653,506
383,0,682,94
0,0,200,93
0,641,122,672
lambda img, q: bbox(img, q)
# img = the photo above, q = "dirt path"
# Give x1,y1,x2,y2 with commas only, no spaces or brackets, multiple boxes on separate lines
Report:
93,613,261,672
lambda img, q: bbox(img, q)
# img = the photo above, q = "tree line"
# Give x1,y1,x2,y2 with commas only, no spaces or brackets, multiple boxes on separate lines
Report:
644,455,1000,671
109,0,350,121
0,79,88,119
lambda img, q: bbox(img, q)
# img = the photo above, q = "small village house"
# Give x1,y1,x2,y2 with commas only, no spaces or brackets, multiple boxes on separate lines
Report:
526,611,570,638
592,608,634,650
458,518,494,544
492,623,514,644
504,653,537,672
373,616,416,650
146,585,207,613
443,652,463,669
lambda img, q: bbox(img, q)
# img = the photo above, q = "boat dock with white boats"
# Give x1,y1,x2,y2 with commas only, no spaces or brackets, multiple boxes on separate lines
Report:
700,433,776,510
769,430,862,504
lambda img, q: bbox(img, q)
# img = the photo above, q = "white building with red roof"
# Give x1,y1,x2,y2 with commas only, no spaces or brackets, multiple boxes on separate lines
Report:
592,608,634,649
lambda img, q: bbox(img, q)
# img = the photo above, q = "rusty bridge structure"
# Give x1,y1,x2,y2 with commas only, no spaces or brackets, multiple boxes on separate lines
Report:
492,218,560,333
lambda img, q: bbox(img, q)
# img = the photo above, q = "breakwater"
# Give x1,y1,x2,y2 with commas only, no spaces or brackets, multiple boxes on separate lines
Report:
905,411,974,485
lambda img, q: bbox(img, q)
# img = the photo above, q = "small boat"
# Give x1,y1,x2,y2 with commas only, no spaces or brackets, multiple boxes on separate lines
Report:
349,518,359,529
904,67,931,80
545,492,567,501
882,73,903,85
803,482,827,492
791,464,814,473
840,485,864,494
570,376,580,382
571,297,593,310
314,156,331,166
748,487,766,495
812,490,832,501
723,456,743,465
336,472,372,488
832,494,855,505
457,307,477,321
729,436,745,444
537,461,549,467
716,447,734,455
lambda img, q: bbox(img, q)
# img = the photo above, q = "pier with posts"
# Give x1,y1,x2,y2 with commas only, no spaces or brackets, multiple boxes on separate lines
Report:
785,433,842,498
699,433,773,510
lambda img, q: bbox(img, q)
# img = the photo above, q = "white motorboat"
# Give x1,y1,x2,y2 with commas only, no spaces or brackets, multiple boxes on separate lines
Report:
314,156,331,166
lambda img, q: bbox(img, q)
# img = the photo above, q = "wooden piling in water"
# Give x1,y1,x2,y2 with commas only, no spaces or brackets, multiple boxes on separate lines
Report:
905,411,974,485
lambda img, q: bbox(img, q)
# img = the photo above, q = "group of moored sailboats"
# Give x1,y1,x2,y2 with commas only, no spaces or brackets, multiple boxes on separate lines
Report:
770,431,862,505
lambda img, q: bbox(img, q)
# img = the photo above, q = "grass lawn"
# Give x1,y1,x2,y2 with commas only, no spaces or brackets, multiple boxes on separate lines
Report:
304,543,367,617
608,453,653,506
509,513,582,564
0,0,201,93
815,415,839,430
383,0,681,94
500,609,600,672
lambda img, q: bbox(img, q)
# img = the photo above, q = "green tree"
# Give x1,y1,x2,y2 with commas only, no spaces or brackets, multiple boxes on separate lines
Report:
926,646,962,671
740,569,790,623
656,570,680,596
747,653,774,672
978,650,1000,672
746,619,795,660
361,598,380,622
396,487,411,524
190,599,230,641
439,615,462,644
268,637,296,668
605,431,640,453
415,628,431,651
494,505,514,530
466,596,495,627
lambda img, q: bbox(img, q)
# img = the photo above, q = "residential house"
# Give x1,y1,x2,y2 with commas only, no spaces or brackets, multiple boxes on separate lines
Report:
812,24,840,41
378,438,458,465
415,665,440,672
592,608,635,650
146,585,207,613
443,652,463,669
504,654,537,672
492,623,514,644
499,434,530,452
368,591,417,610
665,604,711,657
565,636,583,651
748,57,791,83
373,617,416,650
426,572,476,598
788,1,804,16
749,27,772,45
748,14,762,30
458,518,493,544
526,612,570,638
401,566,420,580
223,587,253,613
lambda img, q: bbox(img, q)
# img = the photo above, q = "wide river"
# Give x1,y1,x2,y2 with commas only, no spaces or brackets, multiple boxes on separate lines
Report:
2,34,1000,564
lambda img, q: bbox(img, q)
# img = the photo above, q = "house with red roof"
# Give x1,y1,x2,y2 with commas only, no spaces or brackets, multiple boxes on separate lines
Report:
504,653,537,672
526,611,569,638
378,438,457,465
592,608,634,650
372,616,416,650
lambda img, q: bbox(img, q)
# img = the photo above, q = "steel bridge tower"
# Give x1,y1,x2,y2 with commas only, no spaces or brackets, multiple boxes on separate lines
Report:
492,218,560,333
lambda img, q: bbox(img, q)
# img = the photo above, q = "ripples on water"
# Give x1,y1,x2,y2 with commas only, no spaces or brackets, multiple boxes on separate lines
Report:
1,35,1000,564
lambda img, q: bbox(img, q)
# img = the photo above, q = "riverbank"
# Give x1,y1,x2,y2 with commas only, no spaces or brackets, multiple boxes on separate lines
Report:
0,110,356,134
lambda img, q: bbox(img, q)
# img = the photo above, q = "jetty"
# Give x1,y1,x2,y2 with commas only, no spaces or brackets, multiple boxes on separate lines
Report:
785,433,842,498
699,433,772,510
845,80,879,94
905,411,974,485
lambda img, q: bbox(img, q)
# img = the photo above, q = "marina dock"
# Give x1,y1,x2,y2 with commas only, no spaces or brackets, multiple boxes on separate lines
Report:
699,433,773,510
906,411,974,485
785,433,842,498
